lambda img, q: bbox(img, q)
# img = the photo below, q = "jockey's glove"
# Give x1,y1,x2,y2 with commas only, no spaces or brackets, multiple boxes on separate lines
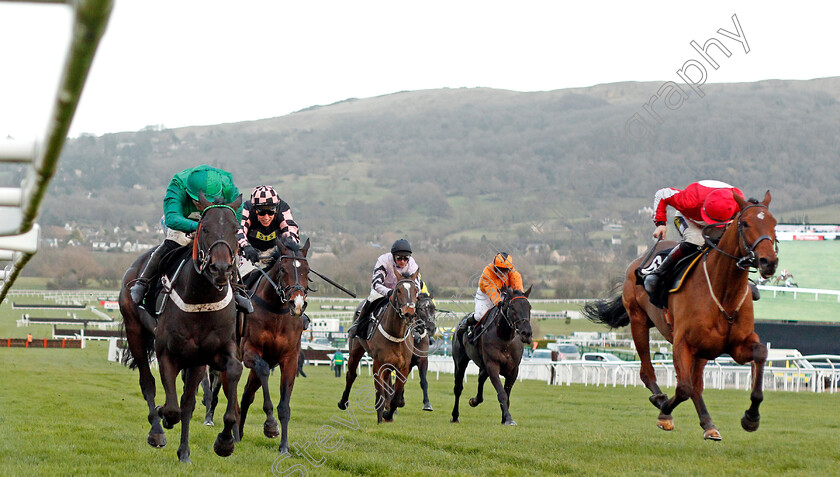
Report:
243,245,260,264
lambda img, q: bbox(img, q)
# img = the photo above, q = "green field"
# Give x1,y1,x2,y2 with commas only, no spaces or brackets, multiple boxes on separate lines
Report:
1,344,839,476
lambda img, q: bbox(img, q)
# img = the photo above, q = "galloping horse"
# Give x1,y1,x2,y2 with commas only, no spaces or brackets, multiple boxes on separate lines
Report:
451,286,532,425
408,293,437,411
120,192,243,463
583,192,778,440
338,272,419,423
237,238,311,454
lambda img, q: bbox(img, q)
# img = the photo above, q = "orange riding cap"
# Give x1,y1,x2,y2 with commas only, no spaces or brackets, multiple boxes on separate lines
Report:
479,263,524,304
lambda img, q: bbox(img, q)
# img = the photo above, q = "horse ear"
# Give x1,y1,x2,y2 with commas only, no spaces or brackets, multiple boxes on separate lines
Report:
762,190,771,207
197,190,210,211
733,191,748,210
524,285,532,298
228,194,242,211
301,238,311,257
410,269,420,282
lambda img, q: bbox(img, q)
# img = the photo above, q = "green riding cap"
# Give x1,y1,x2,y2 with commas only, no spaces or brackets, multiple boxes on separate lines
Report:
163,165,242,234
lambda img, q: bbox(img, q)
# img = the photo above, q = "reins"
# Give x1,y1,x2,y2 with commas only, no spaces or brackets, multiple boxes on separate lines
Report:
192,204,238,283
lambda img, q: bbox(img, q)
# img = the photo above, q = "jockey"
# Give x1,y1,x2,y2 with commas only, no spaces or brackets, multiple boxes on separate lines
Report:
465,252,524,331
129,165,251,311
643,180,744,294
237,185,300,276
347,238,421,340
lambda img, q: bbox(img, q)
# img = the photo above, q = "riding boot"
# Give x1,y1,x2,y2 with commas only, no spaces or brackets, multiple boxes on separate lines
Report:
130,240,176,305
347,300,370,340
643,242,698,294
302,313,310,330
749,281,760,301
465,313,479,343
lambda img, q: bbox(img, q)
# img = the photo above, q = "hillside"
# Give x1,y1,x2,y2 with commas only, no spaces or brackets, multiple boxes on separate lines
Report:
21,77,840,296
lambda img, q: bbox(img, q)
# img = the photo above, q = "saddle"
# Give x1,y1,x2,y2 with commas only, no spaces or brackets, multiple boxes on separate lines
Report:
635,246,704,309
361,297,388,341
142,245,191,317
463,308,499,344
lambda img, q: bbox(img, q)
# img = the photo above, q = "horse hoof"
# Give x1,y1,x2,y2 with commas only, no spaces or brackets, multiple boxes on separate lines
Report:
741,412,760,432
337,401,347,410
204,419,215,427
503,420,517,426
147,432,166,448
422,403,434,412
657,416,674,431
468,398,481,408
649,393,668,409
178,455,191,464
450,418,459,424
264,421,280,439
704,428,722,441
213,434,235,457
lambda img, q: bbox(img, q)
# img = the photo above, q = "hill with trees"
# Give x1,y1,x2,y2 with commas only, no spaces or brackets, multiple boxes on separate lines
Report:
21,77,840,296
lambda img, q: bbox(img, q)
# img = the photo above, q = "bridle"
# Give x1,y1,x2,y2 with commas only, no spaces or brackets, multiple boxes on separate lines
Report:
254,248,313,305
414,295,436,335
704,202,778,272
498,293,529,335
192,204,238,287
388,278,417,321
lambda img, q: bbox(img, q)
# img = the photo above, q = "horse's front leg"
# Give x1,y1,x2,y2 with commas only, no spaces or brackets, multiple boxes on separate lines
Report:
276,351,300,455
373,362,385,424
469,369,488,408
384,364,409,422
485,363,515,425
238,369,263,439
338,343,366,410
688,357,720,440
213,350,243,457
176,366,204,463
732,337,767,432
657,340,694,432
418,357,433,411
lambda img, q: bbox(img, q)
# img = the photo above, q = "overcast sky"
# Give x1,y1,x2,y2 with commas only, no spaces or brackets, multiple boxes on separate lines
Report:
1,1,837,139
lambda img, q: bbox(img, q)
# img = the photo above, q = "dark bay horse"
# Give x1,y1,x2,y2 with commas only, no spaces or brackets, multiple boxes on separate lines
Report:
120,192,243,463
338,272,419,423
408,293,437,411
237,238,311,454
583,192,778,440
451,286,532,425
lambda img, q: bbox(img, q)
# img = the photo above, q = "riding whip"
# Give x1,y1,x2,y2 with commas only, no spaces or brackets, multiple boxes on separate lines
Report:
309,269,357,298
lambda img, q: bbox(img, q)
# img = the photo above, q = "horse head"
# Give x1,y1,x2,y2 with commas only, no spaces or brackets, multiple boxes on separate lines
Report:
500,285,533,344
390,270,419,320
415,293,437,336
273,237,311,317
194,191,242,288
730,191,779,279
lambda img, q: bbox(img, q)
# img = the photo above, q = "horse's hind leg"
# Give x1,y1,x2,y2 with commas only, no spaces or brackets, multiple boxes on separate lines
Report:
627,305,668,409
276,351,300,454
469,369,488,407
450,346,470,423
214,352,243,457
126,324,166,447
732,337,767,432
418,357,433,411
176,366,204,463
338,342,366,410
204,371,222,426
242,344,276,439
157,353,182,430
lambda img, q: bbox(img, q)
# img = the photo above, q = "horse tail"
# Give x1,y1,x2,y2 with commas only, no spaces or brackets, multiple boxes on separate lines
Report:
582,289,629,329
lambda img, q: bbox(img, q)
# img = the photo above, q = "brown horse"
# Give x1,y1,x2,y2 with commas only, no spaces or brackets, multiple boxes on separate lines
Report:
120,192,243,463
408,293,437,411
237,238,311,454
583,192,778,440
338,272,419,423
450,286,532,425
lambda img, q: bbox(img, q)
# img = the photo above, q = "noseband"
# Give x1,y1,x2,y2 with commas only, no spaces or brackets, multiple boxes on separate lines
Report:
705,203,778,271
254,251,311,304
192,204,238,284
